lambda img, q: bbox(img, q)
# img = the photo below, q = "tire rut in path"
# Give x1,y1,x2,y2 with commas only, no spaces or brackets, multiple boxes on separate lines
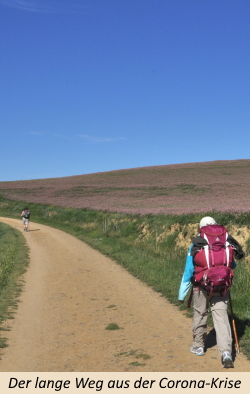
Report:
0,218,249,372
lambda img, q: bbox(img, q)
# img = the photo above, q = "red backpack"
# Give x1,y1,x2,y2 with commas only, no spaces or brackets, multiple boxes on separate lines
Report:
193,224,235,296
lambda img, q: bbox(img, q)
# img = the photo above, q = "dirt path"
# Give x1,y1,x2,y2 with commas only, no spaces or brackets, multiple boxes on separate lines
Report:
0,217,249,372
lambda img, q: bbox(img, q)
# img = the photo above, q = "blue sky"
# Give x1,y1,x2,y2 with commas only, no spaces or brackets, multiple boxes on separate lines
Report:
1,0,250,181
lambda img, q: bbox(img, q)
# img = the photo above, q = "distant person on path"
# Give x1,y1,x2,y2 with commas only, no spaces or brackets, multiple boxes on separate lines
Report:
21,207,30,232
178,216,245,368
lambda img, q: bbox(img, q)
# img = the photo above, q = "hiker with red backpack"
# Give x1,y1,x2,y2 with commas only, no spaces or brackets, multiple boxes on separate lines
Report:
21,207,30,232
178,216,245,368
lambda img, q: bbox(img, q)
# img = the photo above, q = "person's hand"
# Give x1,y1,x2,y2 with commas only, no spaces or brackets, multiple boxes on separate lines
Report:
179,300,184,304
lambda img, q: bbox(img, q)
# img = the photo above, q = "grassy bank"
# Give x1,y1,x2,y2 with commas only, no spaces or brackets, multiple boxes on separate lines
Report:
0,197,250,358
0,221,29,347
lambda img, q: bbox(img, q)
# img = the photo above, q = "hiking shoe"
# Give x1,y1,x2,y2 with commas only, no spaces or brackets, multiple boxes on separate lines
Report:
222,351,234,368
190,346,205,356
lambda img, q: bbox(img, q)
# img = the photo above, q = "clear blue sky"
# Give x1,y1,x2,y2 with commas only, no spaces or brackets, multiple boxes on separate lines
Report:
1,0,250,181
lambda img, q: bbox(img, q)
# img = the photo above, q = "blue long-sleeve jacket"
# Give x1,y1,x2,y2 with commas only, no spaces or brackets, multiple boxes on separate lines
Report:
178,245,237,301
178,245,194,301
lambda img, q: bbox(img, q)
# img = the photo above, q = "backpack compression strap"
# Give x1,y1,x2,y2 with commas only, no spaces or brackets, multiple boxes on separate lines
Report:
225,232,230,266
203,234,210,268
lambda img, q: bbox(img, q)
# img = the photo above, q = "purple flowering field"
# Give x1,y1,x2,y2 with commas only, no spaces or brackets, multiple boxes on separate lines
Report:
1,159,250,214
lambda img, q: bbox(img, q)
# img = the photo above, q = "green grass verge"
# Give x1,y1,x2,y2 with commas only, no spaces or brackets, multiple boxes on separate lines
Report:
0,197,250,359
0,221,29,347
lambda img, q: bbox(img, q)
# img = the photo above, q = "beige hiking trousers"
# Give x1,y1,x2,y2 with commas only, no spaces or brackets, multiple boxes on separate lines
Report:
192,287,232,355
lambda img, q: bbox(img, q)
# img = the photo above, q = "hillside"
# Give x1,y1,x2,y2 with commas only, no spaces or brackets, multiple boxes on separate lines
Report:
1,159,250,214
1,160,250,365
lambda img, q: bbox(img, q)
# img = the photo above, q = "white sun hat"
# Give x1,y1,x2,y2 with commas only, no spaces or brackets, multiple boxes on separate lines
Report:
199,216,216,228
